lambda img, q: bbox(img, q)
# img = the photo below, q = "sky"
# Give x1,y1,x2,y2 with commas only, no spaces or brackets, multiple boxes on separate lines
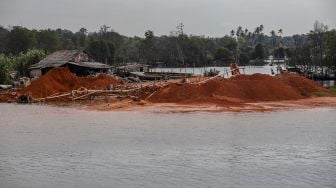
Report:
0,0,335,37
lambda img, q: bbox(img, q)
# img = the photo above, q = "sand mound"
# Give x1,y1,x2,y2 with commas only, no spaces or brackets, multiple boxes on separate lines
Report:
279,73,328,95
20,67,121,98
148,73,327,105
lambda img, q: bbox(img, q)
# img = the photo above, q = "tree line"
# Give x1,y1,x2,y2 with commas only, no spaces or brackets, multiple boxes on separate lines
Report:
0,23,290,67
0,21,335,83
285,22,336,73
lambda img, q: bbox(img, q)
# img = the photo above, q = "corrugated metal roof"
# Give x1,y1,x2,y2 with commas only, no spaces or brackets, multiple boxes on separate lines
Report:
67,62,111,69
30,50,82,69
29,50,111,70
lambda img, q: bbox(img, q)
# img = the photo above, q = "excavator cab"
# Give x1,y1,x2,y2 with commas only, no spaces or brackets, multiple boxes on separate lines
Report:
230,63,240,76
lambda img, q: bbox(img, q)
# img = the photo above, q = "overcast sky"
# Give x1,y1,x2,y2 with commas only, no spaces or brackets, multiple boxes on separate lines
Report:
0,0,335,37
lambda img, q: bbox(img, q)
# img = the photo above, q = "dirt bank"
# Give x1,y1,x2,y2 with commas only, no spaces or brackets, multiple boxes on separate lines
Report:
82,73,335,112
147,73,328,106
82,97,336,112
1,70,334,112
279,73,328,95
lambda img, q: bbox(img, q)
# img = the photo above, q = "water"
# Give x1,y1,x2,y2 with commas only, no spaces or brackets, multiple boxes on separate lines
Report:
150,65,279,76
316,80,335,88
0,104,336,188
151,66,334,88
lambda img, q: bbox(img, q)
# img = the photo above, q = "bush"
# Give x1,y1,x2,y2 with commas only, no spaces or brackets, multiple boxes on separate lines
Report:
204,68,220,77
15,49,46,77
0,54,15,84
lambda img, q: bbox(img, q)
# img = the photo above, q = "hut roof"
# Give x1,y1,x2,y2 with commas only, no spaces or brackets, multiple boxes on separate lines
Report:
29,50,111,69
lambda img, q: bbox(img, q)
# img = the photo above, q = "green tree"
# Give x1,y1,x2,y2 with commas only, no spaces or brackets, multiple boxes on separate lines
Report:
72,27,88,49
0,54,14,84
254,43,265,59
78,27,88,47
115,37,141,64
181,36,207,66
309,21,328,67
278,29,283,36
15,49,46,77
56,29,75,49
219,36,237,53
274,47,285,58
86,40,114,65
140,30,156,64
230,30,235,37
214,47,232,61
270,30,276,54
239,52,250,65
7,26,36,54
36,29,59,52
325,30,336,67
0,26,9,53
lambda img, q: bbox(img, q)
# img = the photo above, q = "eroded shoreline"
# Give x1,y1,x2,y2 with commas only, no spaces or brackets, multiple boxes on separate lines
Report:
1,68,335,113
80,97,336,113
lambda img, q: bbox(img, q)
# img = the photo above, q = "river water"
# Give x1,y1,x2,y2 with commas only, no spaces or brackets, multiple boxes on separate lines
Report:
150,66,335,87
150,65,278,76
0,104,336,188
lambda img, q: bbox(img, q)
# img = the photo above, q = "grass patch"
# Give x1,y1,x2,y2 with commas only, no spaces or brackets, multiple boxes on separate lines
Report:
330,87,336,96
313,86,336,97
313,92,331,97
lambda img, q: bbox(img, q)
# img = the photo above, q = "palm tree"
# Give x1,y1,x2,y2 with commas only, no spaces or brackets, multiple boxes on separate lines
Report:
254,27,260,35
259,25,264,34
253,27,260,46
236,26,242,37
257,25,264,43
247,32,252,46
278,29,283,48
270,30,276,36
270,30,276,47
230,30,235,37
270,30,276,60
278,29,283,36
79,27,88,35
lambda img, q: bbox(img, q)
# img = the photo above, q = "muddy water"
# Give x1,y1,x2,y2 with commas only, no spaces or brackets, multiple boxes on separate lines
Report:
0,104,336,188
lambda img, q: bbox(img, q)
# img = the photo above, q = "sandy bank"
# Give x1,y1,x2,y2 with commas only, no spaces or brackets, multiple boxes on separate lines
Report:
82,97,336,112
1,67,335,112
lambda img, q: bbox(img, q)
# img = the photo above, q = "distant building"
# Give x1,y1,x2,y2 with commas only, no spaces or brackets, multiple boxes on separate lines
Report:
114,63,150,77
116,63,150,72
29,50,111,77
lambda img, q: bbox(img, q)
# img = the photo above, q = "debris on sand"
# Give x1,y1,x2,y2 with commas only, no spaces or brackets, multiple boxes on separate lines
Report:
0,70,333,111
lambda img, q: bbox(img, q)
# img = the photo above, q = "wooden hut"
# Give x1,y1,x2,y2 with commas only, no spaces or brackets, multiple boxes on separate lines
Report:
29,50,111,77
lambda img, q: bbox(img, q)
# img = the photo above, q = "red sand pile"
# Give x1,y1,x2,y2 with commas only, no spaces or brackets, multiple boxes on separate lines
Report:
0,91,16,103
148,73,328,106
279,73,328,95
20,67,121,98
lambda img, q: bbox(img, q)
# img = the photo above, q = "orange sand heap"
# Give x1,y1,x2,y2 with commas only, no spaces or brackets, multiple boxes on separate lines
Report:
147,73,328,106
0,70,332,109
20,67,121,98
279,73,328,95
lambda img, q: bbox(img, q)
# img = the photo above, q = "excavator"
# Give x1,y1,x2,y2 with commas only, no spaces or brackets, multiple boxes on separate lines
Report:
230,63,240,76
230,51,241,76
